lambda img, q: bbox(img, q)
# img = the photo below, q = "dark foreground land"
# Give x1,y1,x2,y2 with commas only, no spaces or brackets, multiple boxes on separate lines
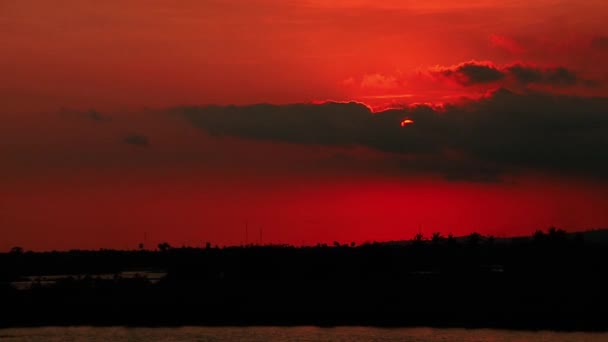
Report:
2,229,608,331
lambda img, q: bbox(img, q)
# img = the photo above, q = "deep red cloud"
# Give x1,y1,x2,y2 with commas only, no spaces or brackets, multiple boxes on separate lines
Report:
432,61,595,89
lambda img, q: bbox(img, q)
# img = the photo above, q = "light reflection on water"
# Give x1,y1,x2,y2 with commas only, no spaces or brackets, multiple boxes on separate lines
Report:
0,326,607,342
10,271,167,290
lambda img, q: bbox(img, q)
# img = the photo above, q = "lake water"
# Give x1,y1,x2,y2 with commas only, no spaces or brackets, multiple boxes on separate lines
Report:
0,326,606,342
10,271,167,290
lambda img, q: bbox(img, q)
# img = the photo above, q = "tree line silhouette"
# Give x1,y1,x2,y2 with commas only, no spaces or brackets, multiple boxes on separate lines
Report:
1,227,607,330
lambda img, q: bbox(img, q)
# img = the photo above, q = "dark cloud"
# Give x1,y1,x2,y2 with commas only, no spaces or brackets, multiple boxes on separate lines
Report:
505,65,578,86
436,61,595,88
177,102,371,146
438,62,504,85
124,134,150,147
178,91,608,181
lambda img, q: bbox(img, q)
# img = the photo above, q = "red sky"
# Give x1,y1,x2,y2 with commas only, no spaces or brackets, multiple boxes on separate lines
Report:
2,0,608,250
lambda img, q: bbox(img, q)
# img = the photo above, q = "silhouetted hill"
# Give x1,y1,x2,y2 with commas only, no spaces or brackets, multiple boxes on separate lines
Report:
580,228,608,244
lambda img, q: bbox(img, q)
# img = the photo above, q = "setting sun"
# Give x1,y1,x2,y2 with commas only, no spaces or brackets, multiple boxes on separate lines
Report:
400,119,415,127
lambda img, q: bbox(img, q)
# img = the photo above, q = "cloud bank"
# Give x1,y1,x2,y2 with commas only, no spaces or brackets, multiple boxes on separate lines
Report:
178,90,608,181
434,61,595,88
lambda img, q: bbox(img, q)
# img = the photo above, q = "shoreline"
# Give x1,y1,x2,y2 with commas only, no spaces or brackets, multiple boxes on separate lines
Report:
3,230,607,332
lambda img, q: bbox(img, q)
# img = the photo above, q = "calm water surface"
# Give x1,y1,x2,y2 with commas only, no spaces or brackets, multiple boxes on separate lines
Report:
0,327,606,342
